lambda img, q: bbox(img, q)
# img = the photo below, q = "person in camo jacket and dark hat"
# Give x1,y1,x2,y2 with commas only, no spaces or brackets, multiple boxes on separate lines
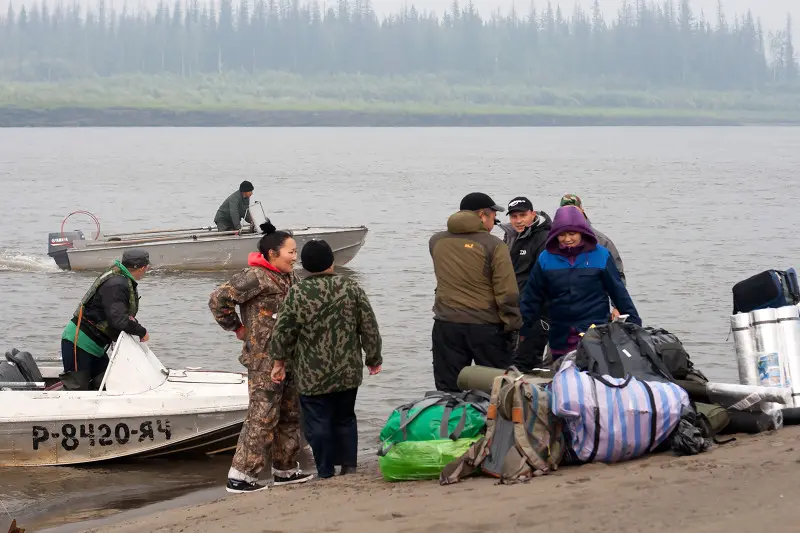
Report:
270,239,383,480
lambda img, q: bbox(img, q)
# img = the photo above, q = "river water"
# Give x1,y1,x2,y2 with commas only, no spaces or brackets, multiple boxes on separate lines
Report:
1,126,799,528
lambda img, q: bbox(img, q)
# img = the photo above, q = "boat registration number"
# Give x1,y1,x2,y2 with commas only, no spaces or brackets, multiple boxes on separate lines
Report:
31,420,172,452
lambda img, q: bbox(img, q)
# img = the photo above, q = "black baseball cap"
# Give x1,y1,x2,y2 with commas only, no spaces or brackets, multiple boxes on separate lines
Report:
460,192,505,212
507,196,534,214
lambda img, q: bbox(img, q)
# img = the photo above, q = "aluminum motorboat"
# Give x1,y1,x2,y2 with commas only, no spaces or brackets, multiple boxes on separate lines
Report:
47,202,369,272
0,333,248,467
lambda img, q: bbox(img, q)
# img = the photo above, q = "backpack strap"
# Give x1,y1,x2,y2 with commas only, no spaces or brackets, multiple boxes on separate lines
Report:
599,324,625,378
589,373,634,389
586,377,602,463
470,374,512,467
439,397,469,440
397,396,447,438
377,395,448,456
641,381,659,452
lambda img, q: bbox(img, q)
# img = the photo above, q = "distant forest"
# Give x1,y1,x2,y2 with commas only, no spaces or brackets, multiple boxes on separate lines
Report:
0,0,797,90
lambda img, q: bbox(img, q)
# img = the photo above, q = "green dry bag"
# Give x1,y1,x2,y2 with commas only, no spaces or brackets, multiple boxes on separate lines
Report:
379,438,480,481
377,390,489,457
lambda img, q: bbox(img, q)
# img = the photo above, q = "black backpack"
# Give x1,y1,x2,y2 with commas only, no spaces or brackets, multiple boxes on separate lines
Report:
574,321,674,383
732,268,800,314
632,327,708,383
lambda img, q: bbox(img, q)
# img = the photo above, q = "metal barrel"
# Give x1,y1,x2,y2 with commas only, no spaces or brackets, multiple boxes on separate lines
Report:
751,308,783,413
731,312,758,386
776,305,800,408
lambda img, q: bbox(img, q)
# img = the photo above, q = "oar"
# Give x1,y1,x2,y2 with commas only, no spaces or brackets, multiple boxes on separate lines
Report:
104,226,215,238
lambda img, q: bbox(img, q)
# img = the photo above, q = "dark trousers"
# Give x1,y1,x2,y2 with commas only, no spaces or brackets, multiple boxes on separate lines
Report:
299,388,359,479
60,339,109,390
511,318,550,372
431,320,512,392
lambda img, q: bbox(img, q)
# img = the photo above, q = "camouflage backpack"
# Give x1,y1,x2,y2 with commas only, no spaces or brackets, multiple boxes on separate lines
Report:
439,369,565,485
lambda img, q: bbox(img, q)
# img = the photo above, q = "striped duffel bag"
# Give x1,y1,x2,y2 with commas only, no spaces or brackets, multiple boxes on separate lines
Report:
551,357,690,464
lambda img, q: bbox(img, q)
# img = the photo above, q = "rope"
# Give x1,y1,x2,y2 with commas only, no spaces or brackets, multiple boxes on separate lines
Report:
73,305,84,371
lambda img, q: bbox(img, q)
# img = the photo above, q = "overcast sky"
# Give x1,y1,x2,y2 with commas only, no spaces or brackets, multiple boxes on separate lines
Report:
1,0,796,36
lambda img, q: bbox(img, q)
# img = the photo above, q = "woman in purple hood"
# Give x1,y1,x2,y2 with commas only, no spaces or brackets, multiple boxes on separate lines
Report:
519,205,641,364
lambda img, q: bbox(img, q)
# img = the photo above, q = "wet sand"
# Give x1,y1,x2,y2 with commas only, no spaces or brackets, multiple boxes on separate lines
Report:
0,456,232,531
41,425,800,533
3,442,325,532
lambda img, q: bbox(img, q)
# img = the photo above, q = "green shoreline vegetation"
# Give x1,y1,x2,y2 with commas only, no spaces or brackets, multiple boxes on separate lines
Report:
1,0,799,126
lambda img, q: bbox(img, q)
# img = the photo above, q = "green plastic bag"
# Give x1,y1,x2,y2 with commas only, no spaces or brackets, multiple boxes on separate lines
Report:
378,393,488,450
379,438,480,481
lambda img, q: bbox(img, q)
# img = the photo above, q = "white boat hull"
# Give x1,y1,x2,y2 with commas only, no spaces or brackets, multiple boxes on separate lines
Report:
0,335,249,467
3,412,244,467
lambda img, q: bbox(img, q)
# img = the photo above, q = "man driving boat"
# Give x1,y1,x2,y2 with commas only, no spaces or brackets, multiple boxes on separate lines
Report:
60,249,151,390
215,181,255,232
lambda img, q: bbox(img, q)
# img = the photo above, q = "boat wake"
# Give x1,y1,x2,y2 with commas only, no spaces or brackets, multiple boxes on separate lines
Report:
0,250,61,273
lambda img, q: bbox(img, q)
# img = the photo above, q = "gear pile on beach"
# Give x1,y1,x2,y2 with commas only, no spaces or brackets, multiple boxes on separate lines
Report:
376,266,800,484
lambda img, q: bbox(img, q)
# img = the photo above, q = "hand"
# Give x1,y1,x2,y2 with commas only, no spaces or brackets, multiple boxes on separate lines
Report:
141,332,150,342
235,326,247,341
368,365,382,375
271,361,286,383
611,308,621,320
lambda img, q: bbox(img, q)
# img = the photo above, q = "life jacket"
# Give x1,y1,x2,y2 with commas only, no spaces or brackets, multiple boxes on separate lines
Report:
72,262,138,340
439,369,564,485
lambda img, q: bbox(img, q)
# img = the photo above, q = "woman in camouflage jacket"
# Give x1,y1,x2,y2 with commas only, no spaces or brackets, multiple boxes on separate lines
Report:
209,226,314,493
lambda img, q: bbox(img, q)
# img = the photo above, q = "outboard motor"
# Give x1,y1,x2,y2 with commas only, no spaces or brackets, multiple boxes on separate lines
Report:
47,230,84,270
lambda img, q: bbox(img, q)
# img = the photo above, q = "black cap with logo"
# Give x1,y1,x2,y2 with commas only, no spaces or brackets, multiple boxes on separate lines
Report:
460,192,505,212
506,196,534,214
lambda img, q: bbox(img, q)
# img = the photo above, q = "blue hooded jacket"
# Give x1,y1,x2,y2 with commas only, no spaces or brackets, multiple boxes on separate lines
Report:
520,206,641,352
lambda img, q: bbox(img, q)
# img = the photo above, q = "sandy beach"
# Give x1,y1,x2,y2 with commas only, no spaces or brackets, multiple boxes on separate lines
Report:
68,425,800,533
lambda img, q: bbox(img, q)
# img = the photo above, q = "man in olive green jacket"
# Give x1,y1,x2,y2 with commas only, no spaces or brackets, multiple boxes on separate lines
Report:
429,192,522,392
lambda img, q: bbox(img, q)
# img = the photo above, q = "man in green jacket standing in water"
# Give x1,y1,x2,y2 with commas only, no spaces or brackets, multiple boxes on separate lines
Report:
215,181,255,232
60,249,151,390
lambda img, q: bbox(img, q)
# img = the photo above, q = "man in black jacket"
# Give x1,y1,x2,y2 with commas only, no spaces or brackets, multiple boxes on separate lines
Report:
498,196,552,371
60,248,151,389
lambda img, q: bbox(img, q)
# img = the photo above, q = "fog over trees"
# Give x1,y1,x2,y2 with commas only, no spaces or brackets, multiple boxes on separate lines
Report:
0,0,797,90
